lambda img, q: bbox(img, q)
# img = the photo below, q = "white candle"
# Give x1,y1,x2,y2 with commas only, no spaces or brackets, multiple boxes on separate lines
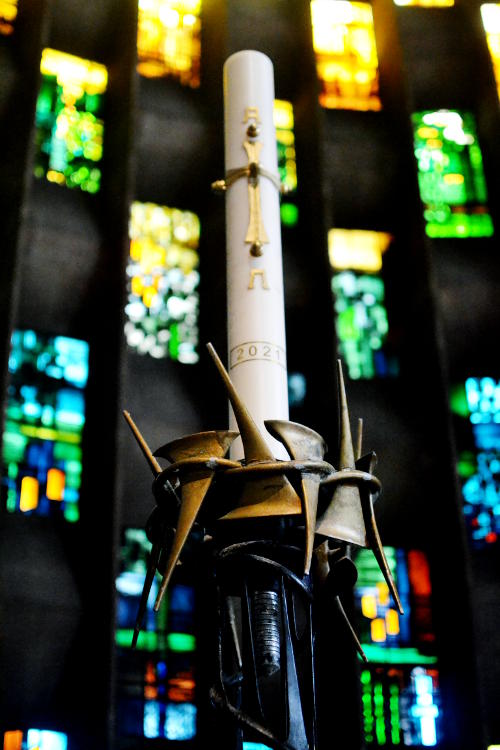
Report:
223,50,289,460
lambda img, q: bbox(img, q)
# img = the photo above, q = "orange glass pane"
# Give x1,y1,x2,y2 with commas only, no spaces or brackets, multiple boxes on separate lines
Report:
20,476,39,512
168,671,196,702
3,731,23,750
46,468,65,501
407,550,432,596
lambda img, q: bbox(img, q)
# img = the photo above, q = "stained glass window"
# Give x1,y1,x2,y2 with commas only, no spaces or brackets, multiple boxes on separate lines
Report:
481,4,500,98
1,330,88,523
3,730,68,750
125,201,200,363
274,99,298,227
361,666,441,747
137,0,201,86
34,49,107,193
329,229,397,379
355,548,442,747
115,529,197,741
412,110,494,238
310,0,382,111
0,0,17,35
450,377,500,547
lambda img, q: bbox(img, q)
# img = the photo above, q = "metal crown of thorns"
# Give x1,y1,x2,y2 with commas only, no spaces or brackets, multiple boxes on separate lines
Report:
123,342,403,653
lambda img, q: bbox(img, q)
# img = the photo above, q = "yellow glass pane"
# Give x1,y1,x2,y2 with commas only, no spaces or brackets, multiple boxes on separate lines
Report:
394,0,453,6
20,476,39,512
311,0,381,110
274,99,294,130
0,0,18,35
361,593,378,619
376,581,390,606
385,608,400,635
137,0,202,86
328,228,392,272
482,4,500,99
40,49,107,98
273,99,298,194
371,617,387,642
46,468,65,501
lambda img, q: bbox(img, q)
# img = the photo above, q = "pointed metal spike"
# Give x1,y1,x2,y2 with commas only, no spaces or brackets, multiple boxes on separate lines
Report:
315,366,368,547
282,579,309,750
265,420,327,574
123,410,162,476
301,476,321,575
337,360,356,470
356,451,403,614
356,418,363,462
154,430,238,611
226,596,243,670
154,473,214,611
334,595,368,663
132,542,162,648
361,492,404,616
206,342,274,463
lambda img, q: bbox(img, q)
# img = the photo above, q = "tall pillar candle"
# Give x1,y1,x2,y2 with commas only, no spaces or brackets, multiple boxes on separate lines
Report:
223,50,289,460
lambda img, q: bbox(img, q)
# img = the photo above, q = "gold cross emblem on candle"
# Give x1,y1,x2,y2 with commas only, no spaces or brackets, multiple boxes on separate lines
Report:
242,139,269,256
212,106,284,258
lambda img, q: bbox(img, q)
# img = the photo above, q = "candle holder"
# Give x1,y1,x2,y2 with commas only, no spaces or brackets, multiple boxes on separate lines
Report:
124,344,401,750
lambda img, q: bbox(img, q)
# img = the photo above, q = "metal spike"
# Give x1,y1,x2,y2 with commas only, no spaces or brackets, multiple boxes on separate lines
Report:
357,452,404,615
154,430,238,611
206,344,302,521
315,362,367,547
282,579,309,750
226,596,243,670
356,418,363,462
265,420,327,575
337,360,355,470
132,542,162,648
334,596,368,663
206,342,274,462
123,410,162,475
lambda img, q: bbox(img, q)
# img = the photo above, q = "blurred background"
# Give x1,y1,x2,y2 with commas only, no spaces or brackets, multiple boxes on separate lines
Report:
0,0,499,748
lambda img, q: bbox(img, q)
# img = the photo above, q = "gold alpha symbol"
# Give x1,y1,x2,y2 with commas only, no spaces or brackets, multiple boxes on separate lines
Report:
243,107,261,124
248,268,270,290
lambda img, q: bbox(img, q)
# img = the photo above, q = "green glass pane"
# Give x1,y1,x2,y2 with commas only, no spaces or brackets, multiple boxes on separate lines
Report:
361,644,438,664
34,54,106,193
280,202,299,226
167,632,196,652
412,110,494,238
